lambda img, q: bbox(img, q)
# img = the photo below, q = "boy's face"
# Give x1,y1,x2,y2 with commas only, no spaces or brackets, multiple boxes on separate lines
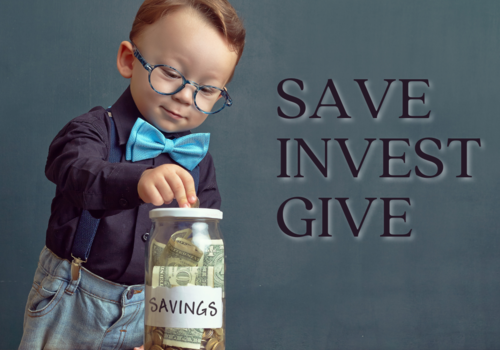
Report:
128,7,238,133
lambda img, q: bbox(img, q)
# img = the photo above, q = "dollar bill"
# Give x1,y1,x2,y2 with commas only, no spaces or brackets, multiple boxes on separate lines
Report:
150,239,167,267
148,228,199,285
162,236,203,267
149,229,199,283
152,266,214,289
197,239,224,293
171,228,192,241
147,239,166,285
150,229,193,267
162,328,204,349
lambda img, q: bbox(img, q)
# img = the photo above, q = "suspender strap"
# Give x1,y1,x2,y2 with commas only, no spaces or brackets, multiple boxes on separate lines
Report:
71,110,122,270
70,109,200,280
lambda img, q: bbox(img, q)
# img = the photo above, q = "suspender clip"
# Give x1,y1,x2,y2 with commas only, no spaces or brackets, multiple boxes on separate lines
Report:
71,255,87,281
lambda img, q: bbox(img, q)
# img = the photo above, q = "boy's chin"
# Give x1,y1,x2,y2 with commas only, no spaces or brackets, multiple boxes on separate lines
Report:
148,119,189,134
157,124,190,134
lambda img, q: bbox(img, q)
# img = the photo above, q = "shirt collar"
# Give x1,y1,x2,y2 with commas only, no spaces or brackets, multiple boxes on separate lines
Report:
110,86,191,145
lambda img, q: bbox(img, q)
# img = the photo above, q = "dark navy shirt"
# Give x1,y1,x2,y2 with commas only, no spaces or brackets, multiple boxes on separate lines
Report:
45,87,221,285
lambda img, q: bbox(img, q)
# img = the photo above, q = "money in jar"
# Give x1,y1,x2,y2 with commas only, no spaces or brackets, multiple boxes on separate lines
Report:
145,208,225,350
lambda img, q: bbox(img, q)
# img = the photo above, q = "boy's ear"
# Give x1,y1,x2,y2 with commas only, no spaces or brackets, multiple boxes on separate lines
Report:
117,41,134,79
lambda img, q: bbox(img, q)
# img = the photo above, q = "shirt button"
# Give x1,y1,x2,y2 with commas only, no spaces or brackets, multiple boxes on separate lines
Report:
119,198,128,207
142,232,149,242
127,290,134,300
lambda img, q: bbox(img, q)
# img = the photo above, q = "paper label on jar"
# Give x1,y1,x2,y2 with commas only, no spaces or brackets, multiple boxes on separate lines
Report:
145,285,223,328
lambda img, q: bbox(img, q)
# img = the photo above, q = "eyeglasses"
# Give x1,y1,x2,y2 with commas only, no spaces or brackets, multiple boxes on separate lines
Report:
132,43,232,114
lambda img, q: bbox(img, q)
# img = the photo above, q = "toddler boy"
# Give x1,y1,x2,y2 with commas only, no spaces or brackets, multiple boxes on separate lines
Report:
19,0,245,349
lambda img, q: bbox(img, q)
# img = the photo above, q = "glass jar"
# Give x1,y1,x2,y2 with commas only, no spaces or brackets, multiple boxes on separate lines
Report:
144,208,225,350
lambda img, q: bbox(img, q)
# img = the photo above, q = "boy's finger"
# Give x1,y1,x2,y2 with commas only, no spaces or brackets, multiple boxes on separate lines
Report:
155,177,174,205
176,168,197,204
167,173,190,208
142,183,164,206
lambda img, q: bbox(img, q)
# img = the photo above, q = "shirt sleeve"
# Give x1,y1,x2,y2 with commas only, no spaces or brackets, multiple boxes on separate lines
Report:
197,151,222,210
45,110,151,211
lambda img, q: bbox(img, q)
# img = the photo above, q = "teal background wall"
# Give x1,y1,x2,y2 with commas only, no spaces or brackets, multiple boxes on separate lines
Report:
1,1,499,349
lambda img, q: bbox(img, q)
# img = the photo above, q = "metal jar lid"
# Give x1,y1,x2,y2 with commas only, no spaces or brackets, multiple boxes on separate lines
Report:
149,208,223,220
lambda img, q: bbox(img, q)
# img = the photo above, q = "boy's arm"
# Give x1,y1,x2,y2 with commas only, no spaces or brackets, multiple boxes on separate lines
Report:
45,115,151,211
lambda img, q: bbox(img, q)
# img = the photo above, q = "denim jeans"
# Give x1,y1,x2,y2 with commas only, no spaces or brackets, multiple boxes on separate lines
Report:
19,247,145,350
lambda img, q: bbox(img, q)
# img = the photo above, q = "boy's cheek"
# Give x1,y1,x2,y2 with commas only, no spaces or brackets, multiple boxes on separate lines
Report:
130,75,158,115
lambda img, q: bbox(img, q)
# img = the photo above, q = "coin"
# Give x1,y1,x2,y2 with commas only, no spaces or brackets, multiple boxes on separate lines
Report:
202,329,214,339
153,330,163,346
191,198,200,208
214,328,224,339
206,338,218,350
213,342,225,350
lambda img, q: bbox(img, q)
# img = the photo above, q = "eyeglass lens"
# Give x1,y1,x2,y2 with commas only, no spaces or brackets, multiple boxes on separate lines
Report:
150,66,226,113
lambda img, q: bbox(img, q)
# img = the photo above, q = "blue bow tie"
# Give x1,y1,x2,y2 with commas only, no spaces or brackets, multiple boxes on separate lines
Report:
126,118,210,171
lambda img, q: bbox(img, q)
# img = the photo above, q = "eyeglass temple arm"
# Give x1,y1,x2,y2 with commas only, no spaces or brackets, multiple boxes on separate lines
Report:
131,43,153,72
223,87,233,106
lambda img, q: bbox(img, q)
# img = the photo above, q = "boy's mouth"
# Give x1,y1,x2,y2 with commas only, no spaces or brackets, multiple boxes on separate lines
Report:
161,106,185,120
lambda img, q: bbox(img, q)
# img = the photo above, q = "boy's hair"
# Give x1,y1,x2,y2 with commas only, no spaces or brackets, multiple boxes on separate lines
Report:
130,0,246,82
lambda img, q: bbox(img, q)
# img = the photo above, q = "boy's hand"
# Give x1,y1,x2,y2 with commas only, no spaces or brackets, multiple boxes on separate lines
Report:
138,164,197,208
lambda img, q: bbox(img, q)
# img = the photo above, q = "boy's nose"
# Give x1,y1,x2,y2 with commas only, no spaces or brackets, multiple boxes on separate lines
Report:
172,84,195,106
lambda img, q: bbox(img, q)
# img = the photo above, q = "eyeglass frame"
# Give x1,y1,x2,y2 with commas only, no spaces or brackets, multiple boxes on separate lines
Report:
131,42,232,115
